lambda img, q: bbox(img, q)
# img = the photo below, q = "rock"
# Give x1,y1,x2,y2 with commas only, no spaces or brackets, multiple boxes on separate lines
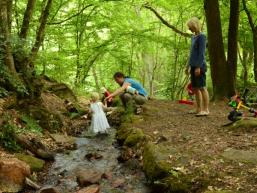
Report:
77,170,103,186
50,134,76,145
124,128,145,147
102,172,112,180
112,178,125,188
76,185,100,193
37,186,60,193
222,149,257,164
227,117,257,131
117,147,134,162
0,158,30,193
15,153,45,172
142,142,195,192
85,152,103,161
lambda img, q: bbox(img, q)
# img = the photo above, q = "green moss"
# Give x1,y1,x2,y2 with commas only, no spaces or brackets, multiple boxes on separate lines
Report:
116,127,133,143
15,153,45,172
143,142,173,180
124,128,145,147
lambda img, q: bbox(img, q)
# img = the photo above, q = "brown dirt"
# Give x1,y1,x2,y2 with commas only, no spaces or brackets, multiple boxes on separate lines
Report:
133,99,257,193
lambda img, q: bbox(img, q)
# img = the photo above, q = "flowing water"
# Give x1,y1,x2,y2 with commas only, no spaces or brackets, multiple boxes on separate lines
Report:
26,129,151,193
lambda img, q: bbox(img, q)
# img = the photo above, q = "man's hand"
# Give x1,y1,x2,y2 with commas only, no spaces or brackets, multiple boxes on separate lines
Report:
194,67,201,77
105,95,113,101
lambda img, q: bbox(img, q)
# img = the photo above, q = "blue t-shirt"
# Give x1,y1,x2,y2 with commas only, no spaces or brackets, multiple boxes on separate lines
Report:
189,33,207,71
124,78,148,97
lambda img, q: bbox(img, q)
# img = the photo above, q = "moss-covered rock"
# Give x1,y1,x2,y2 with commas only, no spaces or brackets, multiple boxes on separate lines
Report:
124,128,145,147
143,142,175,180
116,127,133,144
15,153,45,172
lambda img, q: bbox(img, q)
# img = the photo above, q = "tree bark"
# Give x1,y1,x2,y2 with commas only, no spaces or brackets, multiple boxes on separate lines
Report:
204,0,234,99
253,32,257,82
0,0,17,74
227,0,239,88
19,0,36,39
29,0,53,66
242,0,257,82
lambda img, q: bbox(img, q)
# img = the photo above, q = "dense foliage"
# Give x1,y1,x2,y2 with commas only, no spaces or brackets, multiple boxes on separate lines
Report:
1,0,257,99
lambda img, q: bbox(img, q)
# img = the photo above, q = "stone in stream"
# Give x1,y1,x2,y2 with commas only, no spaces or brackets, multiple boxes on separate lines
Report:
0,158,31,193
222,149,257,164
37,186,60,193
77,170,103,186
76,185,100,193
85,152,103,161
111,178,126,188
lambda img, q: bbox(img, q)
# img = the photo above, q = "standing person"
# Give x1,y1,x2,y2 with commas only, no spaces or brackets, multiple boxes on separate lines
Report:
105,72,148,110
185,17,210,116
89,92,110,135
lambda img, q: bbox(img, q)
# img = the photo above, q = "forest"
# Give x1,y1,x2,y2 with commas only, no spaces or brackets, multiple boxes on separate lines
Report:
0,0,256,100
1,0,257,193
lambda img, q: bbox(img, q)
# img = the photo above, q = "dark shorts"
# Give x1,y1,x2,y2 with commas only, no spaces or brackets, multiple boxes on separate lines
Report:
190,67,206,89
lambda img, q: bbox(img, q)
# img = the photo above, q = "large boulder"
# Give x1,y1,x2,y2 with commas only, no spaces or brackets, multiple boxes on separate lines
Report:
0,158,30,192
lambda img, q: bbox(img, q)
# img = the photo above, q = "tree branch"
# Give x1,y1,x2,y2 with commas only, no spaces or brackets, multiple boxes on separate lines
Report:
47,4,93,25
29,0,53,65
242,0,255,32
143,4,191,38
19,0,36,39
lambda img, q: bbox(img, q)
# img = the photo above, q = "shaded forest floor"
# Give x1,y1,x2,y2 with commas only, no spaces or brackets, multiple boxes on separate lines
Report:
130,100,257,193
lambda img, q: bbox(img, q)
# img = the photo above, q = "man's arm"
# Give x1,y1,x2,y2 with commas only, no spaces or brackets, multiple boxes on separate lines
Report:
107,82,130,99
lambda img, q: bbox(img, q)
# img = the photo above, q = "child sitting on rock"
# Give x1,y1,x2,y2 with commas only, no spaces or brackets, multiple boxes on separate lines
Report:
89,92,110,135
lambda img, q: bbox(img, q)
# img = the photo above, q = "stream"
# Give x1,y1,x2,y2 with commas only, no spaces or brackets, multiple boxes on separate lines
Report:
25,128,151,193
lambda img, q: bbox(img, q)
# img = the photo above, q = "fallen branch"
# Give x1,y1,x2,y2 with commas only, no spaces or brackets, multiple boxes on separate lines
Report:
25,177,41,190
14,134,55,160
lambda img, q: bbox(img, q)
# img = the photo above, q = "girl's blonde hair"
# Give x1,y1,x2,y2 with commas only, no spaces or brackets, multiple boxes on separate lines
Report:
187,17,201,33
91,92,100,101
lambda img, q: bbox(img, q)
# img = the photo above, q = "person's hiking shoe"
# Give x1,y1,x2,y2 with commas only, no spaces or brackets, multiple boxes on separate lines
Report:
196,111,209,117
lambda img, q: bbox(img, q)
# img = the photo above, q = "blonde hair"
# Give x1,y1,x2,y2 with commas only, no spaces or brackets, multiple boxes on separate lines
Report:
187,17,201,33
90,92,100,101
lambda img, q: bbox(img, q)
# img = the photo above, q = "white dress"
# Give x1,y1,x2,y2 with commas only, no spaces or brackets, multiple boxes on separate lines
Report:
90,102,110,134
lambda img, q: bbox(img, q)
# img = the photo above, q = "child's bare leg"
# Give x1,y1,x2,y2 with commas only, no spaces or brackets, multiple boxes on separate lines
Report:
194,89,202,113
201,88,209,113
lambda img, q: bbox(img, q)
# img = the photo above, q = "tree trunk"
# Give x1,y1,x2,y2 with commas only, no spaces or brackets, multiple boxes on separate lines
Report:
0,0,17,74
19,0,36,39
227,0,239,89
29,0,52,66
253,31,257,82
92,66,100,91
204,0,234,99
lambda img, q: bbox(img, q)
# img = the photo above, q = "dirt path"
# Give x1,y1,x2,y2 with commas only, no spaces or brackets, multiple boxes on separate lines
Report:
132,100,257,192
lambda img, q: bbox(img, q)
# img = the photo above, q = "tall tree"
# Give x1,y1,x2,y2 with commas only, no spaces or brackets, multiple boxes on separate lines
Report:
0,0,17,74
227,0,240,86
242,0,257,82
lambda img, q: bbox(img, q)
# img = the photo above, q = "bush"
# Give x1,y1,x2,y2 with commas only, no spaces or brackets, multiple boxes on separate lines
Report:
0,120,22,152
21,115,43,134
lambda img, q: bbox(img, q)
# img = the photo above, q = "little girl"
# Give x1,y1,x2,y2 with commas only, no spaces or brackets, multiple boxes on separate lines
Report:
89,92,110,135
